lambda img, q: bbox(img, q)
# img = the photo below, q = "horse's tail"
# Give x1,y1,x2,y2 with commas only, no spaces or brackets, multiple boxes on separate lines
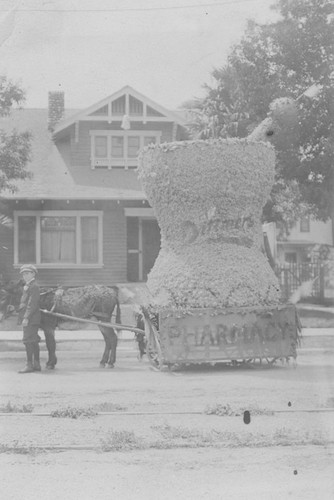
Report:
115,298,121,324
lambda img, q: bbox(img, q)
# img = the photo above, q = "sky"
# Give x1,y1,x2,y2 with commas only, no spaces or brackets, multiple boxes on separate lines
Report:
0,0,279,111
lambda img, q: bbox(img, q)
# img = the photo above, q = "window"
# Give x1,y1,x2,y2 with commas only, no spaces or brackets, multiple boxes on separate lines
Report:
18,216,36,263
14,211,103,267
41,216,76,263
285,252,297,264
94,136,108,158
128,136,140,157
111,137,124,158
300,216,310,232
81,216,99,263
90,131,161,169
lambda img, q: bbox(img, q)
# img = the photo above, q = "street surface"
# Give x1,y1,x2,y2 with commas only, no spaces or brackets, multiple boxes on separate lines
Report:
0,327,333,499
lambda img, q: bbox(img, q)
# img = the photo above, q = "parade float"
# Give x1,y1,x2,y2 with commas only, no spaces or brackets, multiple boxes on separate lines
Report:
137,98,301,369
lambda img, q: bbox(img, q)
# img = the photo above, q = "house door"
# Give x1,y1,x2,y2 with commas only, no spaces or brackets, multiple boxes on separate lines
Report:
126,217,161,282
141,219,161,281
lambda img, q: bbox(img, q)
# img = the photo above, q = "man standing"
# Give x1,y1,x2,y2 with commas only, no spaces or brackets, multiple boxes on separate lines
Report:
17,264,41,373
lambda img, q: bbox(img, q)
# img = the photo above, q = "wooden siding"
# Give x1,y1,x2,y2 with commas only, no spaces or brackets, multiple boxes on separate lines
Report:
0,200,130,287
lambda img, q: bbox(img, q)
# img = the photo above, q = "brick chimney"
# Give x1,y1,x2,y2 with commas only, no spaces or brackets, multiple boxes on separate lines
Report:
48,91,65,132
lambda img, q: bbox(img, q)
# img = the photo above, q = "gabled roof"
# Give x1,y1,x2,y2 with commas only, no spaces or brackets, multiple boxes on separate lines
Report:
0,108,145,201
53,85,187,136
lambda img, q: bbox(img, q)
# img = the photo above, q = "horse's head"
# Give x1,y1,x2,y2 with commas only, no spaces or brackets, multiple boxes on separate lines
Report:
0,280,23,321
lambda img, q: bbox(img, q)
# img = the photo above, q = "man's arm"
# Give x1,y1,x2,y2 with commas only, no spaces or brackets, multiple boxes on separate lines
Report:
23,285,40,322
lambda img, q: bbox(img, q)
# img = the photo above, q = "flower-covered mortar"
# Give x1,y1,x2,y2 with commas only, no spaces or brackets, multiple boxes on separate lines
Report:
138,138,281,309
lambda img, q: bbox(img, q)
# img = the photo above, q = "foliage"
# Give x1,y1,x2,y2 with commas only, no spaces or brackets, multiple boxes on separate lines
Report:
0,401,33,413
0,129,32,192
0,441,40,455
204,403,273,416
100,430,143,451
0,76,32,194
182,0,334,223
93,402,127,412
50,406,97,419
139,141,281,308
0,76,25,117
182,66,251,139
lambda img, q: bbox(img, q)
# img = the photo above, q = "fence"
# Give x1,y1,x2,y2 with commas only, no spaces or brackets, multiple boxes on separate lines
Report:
275,261,332,302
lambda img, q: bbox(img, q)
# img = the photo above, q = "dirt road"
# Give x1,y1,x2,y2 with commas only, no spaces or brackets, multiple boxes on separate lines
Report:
0,329,334,499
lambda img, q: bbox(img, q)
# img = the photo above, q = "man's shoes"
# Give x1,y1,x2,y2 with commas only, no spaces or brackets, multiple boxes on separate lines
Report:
46,356,57,369
18,364,34,374
33,363,41,372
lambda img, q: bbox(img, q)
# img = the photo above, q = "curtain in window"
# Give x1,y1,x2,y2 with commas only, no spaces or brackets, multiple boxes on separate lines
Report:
81,217,98,263
40,217,76,263
18,216,36,263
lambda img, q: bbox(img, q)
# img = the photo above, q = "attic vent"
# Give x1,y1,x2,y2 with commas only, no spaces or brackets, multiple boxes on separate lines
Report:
129,96,143,115
112,96,125,115
146,105,164,117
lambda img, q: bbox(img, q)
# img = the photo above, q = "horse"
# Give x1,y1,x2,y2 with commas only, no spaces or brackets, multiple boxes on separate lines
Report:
0,282,121,369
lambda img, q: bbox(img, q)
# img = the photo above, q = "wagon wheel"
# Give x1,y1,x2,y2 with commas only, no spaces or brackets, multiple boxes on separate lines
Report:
143,316,163,370
242,358,257,368
265,357,278,365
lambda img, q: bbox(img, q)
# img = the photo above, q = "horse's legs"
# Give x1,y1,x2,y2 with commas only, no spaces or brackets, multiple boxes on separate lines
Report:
107,330,118,368
99,327,117,368
43,328,57,369
100,331,111,367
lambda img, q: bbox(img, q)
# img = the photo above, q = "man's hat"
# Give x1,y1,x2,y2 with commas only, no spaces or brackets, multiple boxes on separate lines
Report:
19,264,38,275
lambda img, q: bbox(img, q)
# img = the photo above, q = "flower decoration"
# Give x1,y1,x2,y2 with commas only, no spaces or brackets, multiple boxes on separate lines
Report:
138,138,281,311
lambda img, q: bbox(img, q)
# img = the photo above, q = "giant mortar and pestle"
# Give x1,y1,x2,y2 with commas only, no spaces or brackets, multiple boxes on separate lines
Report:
137,98,301,367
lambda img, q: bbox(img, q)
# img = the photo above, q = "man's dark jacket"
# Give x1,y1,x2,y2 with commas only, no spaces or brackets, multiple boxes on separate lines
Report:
18,280,41,326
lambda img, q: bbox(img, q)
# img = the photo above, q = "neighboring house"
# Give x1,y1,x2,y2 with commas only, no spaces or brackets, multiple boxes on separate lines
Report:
0,86,188,286
263,217,333,264
276,216,333,264
263,217,334,301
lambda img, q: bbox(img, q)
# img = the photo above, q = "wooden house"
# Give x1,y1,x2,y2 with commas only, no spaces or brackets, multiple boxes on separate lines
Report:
0,86,188,286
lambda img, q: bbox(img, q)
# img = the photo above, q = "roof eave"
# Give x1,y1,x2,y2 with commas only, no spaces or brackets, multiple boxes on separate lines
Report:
52,85,187,136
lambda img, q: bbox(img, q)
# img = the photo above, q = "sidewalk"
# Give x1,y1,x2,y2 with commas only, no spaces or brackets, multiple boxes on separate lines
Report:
1,303,333,339
0,327,333,343
0,329,136,342
297,303,334,328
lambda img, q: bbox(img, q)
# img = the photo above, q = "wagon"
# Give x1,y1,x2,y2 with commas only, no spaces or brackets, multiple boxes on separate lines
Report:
141,304,301,370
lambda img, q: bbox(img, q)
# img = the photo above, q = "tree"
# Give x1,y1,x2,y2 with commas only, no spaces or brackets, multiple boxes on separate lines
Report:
0,76,32,194
182,66,251,139
182,0,334,225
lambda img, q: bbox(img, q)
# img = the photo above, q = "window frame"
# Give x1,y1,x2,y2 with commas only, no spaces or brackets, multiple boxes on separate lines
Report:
284,252,297,264
14,210,103,268
300,216,310,233
90,130,161,169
